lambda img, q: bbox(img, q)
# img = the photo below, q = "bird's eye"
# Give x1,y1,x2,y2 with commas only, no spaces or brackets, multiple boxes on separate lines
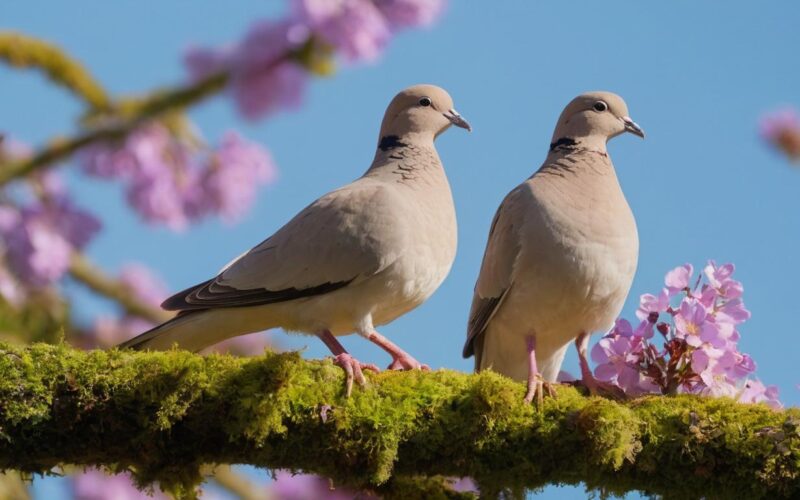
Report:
593,101,608,112
419,97,432,107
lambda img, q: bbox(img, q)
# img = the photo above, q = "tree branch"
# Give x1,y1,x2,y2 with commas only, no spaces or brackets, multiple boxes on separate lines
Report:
0,31,111,110
68,253,172,324
0,72,228,187
0,344,797,499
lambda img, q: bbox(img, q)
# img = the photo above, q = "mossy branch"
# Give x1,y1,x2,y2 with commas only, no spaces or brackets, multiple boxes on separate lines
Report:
0,344,797,499
0,31,110,110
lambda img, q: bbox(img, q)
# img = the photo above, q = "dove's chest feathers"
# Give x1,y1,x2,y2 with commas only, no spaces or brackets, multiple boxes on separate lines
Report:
515,152,639,333
367,143,457,322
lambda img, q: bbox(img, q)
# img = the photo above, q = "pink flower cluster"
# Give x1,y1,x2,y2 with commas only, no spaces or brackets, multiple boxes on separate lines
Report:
184,0,447,120
759,107,800,160
80,125,276,231
591,262,781,408
0,143,101,300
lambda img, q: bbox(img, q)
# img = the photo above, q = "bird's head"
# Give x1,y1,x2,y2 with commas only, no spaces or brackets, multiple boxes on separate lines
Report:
551,91,644,147
378,84,471,145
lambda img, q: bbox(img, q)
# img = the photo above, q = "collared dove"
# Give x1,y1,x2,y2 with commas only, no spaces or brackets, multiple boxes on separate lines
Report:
463,91,642,403
120,84,471,395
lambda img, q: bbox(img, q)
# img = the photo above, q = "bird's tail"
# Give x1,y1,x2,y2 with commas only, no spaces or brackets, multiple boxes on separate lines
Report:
118,311,222,352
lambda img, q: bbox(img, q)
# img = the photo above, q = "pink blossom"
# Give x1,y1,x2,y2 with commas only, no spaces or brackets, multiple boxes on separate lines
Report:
119,264,169,307
591,321,656,395
739,379,782,409
184,20,309,120
183,45,235,81
759,107,800,159
73,468,166,500
635,288,669,322
92,316,155,348
230,20,310,120
674,300,723,347
270,471,362,500
590,261,779,406
0,198,100,287
449,477,479,494
664,263,693,295
374,0,448,29
0,264,25,306
716,297,751,325
294,0,391,62
80,123,275,230
202,132,276,221
704,261,743,299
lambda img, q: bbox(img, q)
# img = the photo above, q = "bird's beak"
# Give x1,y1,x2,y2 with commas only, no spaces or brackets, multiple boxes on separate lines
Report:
622,116,645,138
444,109,472,132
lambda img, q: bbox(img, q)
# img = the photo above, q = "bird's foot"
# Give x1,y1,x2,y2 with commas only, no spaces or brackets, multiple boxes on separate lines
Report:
574,376,627,401
387,352,430,371
523,375,557,406
332,353,380,397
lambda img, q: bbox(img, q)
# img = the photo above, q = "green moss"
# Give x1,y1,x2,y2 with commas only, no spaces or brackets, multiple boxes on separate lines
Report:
0,31,110,109
0,343,798,499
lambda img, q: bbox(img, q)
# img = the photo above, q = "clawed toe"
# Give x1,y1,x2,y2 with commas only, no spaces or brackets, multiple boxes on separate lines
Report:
524,377,557,406
333,353,378,397
387,355,429,371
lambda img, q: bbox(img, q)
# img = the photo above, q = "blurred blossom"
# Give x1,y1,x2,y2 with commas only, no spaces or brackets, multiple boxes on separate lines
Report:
92,315,154,348
591,261,780,406
119,263,170,307
183,0,446,120
0,264,25,306
0,136,33,162
294,0,391,61
450,477,479,494
0,196,100,287
202,132,277,221
760,107,800,160
80,123,275,230
73,469,166,500
232,20,310,120
738,379,782,409
374,0,447,29
184,20,309,121
270,471,363,499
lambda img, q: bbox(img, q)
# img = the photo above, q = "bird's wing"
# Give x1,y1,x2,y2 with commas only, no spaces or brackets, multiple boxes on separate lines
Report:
162,179,408,311
463,186,524,365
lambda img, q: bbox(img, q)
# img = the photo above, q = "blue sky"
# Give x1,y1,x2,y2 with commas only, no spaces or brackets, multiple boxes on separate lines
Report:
3,1,800,498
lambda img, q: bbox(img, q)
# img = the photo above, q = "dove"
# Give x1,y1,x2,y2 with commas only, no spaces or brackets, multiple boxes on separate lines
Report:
120,84,471,395
463,91,642,403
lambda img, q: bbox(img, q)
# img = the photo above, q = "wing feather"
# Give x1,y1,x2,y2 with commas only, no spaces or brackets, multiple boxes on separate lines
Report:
463,186,524,363
162,179,406,312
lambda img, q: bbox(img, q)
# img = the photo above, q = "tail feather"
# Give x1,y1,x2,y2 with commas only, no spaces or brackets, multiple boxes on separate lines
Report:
117,311,218,352
117,305,276,352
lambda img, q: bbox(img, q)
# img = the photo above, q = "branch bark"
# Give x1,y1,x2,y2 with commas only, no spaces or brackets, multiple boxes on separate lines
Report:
0,343,797,499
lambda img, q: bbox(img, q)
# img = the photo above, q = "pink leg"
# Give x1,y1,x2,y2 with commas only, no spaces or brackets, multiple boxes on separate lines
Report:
575,332,625,400
365,330,430,371
317,330,380,397
523,335,555,404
